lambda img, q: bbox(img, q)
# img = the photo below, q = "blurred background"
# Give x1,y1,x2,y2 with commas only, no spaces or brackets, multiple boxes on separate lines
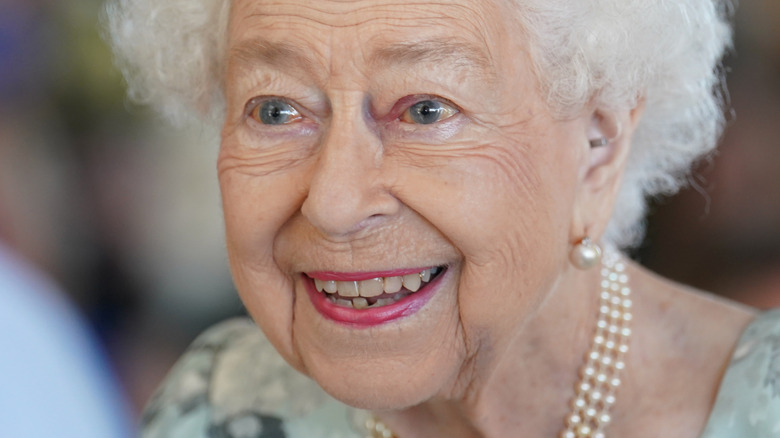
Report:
0,0,778,421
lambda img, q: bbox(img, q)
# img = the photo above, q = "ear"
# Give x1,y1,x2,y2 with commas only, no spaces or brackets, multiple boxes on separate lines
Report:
570,101,645,243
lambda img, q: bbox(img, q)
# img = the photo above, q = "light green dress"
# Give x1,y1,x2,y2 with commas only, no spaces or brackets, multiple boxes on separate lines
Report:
700,308,780,437
142,310,780,438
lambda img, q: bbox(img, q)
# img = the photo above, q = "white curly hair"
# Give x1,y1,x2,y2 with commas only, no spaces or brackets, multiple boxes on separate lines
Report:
102,0,733,248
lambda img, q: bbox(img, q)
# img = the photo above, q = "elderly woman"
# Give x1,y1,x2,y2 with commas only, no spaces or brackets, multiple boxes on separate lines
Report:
106,0,779,437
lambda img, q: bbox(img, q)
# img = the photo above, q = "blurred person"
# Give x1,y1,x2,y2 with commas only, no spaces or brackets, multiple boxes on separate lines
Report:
105,0,780,437
0,242,135,437
1,0,236,413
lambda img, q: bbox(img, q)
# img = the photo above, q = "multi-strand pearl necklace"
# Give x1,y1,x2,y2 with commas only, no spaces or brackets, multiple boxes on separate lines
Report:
364,416,396,438
560,248,631,438
365,249,632,438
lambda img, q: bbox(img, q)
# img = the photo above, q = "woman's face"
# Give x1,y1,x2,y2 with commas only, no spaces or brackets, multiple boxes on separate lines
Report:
219,0,591,409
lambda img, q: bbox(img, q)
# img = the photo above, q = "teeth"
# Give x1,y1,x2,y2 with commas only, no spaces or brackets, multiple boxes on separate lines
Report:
402,273,421,292
358,278,384,298
383,276,403,293
374,297,394,307
323,280,338,294
337,281,359,297
335,298,354,308
313,267,443,308
315,279,338,294
353,297,369,309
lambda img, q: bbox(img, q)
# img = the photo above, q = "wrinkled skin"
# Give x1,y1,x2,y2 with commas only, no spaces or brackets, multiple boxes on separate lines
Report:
217,0,754,436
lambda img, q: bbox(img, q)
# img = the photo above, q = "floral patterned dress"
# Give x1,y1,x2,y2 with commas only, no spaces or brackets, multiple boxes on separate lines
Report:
142,310,780,438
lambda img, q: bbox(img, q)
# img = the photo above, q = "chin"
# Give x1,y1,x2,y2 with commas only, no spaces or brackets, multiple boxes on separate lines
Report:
305,358,456,411
285,265,466,409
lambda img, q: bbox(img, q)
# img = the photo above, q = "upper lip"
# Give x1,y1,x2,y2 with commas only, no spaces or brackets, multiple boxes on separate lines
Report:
305,266,442,282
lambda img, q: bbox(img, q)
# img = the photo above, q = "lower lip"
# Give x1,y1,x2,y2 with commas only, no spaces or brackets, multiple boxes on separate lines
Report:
304,270,445,327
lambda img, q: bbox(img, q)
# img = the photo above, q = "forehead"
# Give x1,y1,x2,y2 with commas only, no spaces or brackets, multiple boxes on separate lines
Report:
227,0,519,78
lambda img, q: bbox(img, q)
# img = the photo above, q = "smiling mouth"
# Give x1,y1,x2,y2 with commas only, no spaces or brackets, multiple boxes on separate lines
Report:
306,266,444,310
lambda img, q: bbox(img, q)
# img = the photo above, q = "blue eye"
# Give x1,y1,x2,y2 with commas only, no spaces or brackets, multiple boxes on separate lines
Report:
251,99,302,125
401,100,458,125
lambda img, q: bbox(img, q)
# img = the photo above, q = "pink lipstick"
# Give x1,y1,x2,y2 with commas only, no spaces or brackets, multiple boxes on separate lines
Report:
303,267,445,327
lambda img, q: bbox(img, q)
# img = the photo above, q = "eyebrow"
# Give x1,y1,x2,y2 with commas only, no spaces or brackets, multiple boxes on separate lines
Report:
228,38,319,76
368,39,495,78
227,38,496,83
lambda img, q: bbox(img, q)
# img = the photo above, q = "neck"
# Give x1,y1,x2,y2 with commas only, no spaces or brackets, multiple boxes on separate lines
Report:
375,255,757,438
379,261,607,438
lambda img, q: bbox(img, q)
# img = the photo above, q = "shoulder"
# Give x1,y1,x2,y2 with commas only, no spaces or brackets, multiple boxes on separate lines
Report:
701,309,780,437
142,318,368,438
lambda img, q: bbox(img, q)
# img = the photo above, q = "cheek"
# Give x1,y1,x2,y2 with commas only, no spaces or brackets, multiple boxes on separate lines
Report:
396,143,574,264
217,150,309,369
392,137,580,342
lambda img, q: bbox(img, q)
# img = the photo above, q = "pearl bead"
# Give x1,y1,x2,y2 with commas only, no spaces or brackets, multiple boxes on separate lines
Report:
571,238,602,269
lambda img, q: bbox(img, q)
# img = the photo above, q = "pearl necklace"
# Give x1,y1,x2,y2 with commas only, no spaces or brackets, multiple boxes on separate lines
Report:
364,249,631,438
364,416,396,438
560,248,631,438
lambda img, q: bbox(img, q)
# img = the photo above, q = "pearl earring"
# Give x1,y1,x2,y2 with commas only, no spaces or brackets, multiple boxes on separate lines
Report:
570,237,602,270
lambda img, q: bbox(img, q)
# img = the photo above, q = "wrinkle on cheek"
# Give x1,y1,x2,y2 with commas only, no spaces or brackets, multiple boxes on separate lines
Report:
392,136,541,208
232,258,303,366
218,154,304,178
218,141,314,177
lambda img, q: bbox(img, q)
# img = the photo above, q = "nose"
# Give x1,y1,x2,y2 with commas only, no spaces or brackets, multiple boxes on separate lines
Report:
301,109,399,238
